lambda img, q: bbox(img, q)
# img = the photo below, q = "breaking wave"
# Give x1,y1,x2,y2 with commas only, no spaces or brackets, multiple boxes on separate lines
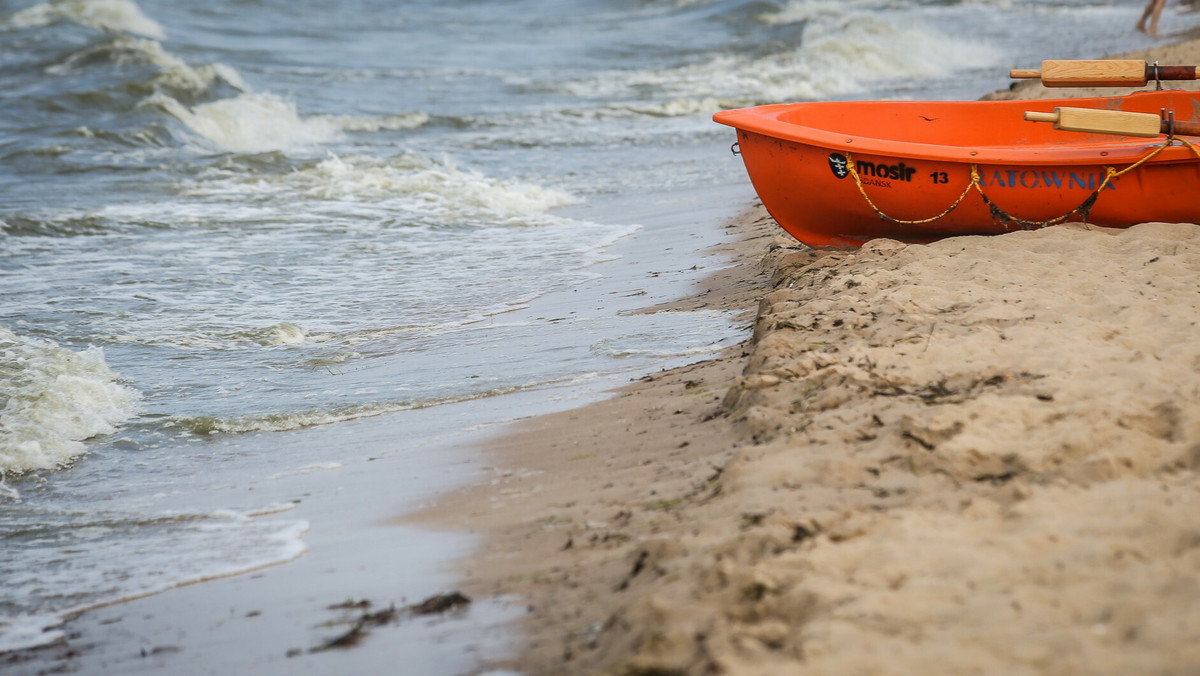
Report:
47,35,247,96
177,152,580,223
12,2,423,156
5,0,165,39
0,328,141,475
145,91,344,154
520,2,1001,113
145,92,429,154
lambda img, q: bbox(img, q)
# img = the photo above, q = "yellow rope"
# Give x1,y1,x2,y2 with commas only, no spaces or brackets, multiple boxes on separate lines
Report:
847,156,979,225
845,136,1200,230
1176,135,1200,158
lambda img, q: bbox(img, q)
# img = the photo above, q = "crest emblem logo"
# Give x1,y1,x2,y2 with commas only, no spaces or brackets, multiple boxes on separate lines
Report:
827,153,849,179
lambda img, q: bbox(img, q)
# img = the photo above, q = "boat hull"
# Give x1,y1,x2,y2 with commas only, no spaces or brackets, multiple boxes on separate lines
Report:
715,91,1200,247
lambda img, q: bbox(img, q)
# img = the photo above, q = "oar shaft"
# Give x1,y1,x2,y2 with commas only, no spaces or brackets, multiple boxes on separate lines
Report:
1165,118,1200,136
1150,65,1199,82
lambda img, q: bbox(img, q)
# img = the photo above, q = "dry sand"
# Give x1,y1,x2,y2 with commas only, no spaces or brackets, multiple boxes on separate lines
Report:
411,39,1200,675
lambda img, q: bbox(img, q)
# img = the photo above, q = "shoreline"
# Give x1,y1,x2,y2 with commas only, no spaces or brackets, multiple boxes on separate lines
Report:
403,202,782,673
420,38,1200,675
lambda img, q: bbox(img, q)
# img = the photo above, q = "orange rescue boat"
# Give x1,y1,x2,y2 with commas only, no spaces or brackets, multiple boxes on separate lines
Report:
714,89,1200,247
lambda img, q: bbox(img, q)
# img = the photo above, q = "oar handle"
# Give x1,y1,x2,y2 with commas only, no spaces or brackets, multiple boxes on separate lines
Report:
1010,60,1198,87
1023,111,1059,124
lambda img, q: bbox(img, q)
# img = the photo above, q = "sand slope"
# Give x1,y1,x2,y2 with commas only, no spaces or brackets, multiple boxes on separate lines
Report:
604,223,1200,675
423,219,1200,676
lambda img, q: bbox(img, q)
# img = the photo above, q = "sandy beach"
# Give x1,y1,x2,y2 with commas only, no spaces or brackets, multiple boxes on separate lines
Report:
9,31,1200,676
413,39,1200,675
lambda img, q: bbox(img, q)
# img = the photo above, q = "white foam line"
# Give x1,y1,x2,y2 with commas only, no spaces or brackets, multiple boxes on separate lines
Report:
0,518,310,654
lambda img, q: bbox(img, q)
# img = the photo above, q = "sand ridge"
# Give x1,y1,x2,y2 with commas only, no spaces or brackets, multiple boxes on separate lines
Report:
629,222,1200,675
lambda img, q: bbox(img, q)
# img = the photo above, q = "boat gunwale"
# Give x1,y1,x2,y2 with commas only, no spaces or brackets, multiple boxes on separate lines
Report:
714,91,1200,167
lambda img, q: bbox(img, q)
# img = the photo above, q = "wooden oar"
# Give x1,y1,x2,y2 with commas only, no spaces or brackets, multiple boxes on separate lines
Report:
1010,60,1197,87
1023,107,1200,137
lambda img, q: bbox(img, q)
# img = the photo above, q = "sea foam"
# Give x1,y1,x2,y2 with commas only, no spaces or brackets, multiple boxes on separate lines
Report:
0,510,308,653
179,152,580,224
146,92,344,154
549,1,1000,110
0,328,140,475
739,7,999,103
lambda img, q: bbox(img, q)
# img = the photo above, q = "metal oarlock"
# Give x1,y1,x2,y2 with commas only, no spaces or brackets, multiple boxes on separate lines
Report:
1158,107,1180,138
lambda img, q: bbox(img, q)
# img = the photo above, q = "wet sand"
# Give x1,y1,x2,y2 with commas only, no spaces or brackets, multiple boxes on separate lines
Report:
414,39,1200,675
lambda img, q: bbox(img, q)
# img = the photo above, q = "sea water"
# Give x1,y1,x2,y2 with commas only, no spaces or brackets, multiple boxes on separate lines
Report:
1,0,1192,661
